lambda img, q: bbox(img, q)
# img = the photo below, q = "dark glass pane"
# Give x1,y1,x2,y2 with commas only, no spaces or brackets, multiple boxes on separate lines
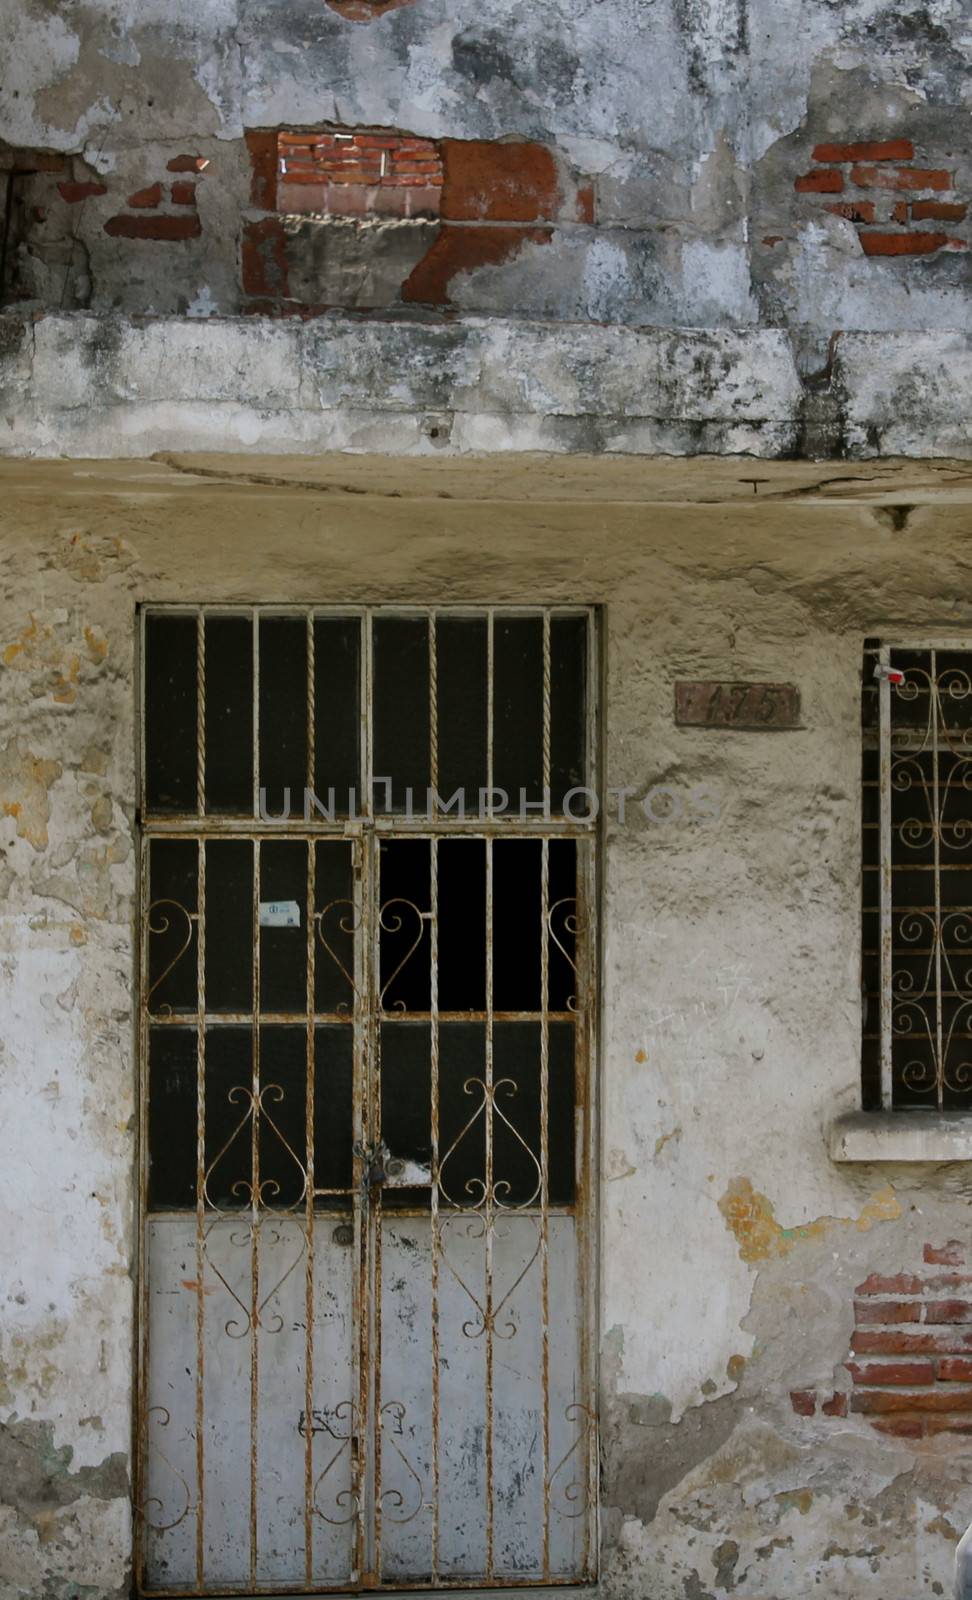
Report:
259,615,307,818
378,839,430,1014
493,616,543,811
380,1022,431,1168
548,839,578,1012
314,842,356,1016
259,839,309,1014
148,1026,197,1209
259,1026,308,1209
314,1025,354,1197
204,615,253,814
204,1027,253,1209
493,1022,576,1207
144,613,197,813
550,615,588,811
437,838,486,1013
205,840,253,1013
438,1023,486,1208
147,838,198,1016
314,617,361,817
436,616,487,806
492,839,541,1011
372,617,430,813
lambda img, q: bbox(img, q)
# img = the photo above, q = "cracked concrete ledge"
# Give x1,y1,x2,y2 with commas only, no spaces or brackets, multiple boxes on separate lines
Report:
1,312,970,461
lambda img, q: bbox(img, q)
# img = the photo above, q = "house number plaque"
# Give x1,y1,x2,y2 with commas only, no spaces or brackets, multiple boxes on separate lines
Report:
675,681,801,729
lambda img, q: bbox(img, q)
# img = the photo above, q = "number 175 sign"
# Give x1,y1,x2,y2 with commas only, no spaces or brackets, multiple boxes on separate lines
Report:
674,681,801,729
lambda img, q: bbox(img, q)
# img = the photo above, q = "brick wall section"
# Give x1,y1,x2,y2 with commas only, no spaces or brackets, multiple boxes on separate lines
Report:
277,131,444,219
790,1241,972,1441
794,139,967,257
103,157,209,242
243,126,594,314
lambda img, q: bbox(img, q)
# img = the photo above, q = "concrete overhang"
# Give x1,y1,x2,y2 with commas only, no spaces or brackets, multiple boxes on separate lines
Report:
2,311,972,466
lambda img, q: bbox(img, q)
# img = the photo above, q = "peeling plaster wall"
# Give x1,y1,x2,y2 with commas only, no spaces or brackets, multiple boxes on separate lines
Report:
3,458,972,1597
0,0,969,328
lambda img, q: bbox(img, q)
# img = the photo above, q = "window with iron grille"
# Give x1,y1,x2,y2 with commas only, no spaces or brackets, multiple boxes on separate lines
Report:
862,641,972,1112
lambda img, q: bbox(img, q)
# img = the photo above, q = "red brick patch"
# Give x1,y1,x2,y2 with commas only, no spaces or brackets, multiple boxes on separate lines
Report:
925,1242,966,1266
167,155,209,173
170,181,196,206
127,183,164,208
402,223,552,304
852,164,950,191
57,180,107,203
440,139,562,221
104,213,201,241
794,168,844,194
813,139,913,163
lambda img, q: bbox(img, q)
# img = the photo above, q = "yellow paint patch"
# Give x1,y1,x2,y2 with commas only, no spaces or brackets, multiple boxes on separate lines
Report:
635,1048,647,1064
0,739,63,849
719,1176,901,1264
654,1124,682,1157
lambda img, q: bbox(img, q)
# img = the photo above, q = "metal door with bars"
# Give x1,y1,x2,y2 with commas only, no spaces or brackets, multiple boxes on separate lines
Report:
136,606,599,1595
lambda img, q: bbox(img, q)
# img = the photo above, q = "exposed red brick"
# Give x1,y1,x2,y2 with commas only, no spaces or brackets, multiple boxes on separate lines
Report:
789,1389,816,1416
873,1416,924,1439
926,1299,972,1323
852,165,951,191
826,200,876,223
860,230,949,256
937,1358,972,1381
440,140,561,222
812,139,914,163
126,182,163,208
892,201,910,223
854,1299,922,1324
855,1273,923,1297
324,0,416,20
246,130,278,210
0,150,66,174
794,168,844,193
846,1360,934,1385
170,181,196,206
925,1415,972,1435
104,213,201,240
853,1328,972,1355
911,199,968,222
851,1387,972,1414
925,1242,967,1266
57,180,107,203
402,223,552,303
575,182,595,224
821,1392,848,1417
167,155,210,173
240,215,288,297
762,234,784,246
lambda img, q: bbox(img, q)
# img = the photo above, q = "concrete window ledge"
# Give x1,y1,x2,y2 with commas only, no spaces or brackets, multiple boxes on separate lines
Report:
830,1110,972,1163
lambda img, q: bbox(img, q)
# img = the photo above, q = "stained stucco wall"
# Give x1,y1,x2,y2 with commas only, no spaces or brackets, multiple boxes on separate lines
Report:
2,457,972,1599
1,0,969,331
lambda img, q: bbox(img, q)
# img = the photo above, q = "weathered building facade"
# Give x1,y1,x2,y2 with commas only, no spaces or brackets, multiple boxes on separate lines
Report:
2,3,972,1600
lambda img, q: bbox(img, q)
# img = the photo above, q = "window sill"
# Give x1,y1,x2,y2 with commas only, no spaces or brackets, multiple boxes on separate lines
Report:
829,1111,972,1164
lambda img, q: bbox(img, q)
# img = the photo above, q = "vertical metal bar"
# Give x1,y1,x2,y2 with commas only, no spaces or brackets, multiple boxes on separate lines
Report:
250,837,261,1589
304,828,316,1582
878,644,893,1109
135,832,151,1593
197,610,206,818
253,610,261,822
540,614,551,1580
363,611,373,822
351,834,369,1586
484,831,494,1581
371,833,384,1584
195,836,207,1590
578,835,597,1580
429,835,441,1583
429,611,438,815
931,648,944,1108
487,609,495,801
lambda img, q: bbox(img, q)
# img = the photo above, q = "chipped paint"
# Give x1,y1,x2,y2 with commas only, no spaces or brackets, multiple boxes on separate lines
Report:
719,1177,901,1264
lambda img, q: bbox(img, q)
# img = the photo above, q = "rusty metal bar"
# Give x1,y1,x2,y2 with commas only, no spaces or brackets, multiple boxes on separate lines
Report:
484,830,494,1581
540,611,551,1580
250,837,261,1590
931,648,944,1109
304,837,316,1583
878,644,893,1109
195,838,207,1590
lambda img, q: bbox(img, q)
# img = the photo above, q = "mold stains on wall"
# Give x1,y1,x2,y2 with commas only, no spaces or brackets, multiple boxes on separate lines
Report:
719,1177,901,1264
0,736,61,850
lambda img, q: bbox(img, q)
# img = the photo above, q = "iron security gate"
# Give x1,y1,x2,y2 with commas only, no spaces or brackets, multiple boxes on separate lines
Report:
136,606,598,1595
